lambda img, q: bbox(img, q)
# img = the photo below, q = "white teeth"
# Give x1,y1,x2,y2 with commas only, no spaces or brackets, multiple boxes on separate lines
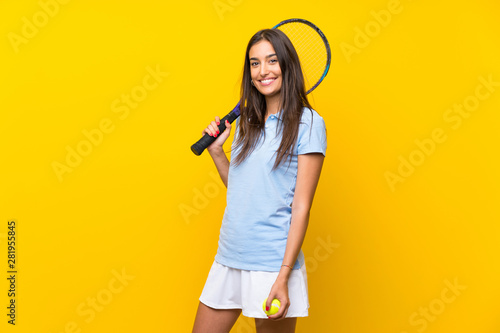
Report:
261,79,275,84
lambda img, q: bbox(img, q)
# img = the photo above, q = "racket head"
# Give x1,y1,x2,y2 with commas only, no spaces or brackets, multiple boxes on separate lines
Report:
272,18,331,95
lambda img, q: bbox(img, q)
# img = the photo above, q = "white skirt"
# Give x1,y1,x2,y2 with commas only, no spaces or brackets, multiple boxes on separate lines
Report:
199,260,309,318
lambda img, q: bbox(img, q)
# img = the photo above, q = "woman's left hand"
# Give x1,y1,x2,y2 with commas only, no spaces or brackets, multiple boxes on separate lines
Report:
265,279,290,320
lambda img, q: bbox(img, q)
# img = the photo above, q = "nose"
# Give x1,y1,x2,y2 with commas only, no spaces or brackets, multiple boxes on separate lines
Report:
259,62,269,77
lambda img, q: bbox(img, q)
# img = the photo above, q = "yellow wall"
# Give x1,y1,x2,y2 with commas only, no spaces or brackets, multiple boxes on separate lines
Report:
1,0,499,332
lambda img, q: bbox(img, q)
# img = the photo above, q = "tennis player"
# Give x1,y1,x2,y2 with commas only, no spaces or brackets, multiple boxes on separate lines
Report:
192,28,327,333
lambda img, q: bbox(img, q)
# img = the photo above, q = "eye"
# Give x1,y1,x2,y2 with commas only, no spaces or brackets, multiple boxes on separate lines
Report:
270,58,278,64
251,61,259,67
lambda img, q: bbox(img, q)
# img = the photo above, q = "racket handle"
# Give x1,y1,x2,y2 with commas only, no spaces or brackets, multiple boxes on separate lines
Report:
191,105,240,156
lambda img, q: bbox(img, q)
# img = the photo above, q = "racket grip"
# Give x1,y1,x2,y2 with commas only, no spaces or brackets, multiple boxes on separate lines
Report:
191,108,240,156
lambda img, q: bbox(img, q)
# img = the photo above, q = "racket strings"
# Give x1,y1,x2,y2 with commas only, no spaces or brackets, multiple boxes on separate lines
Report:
277,22,328,93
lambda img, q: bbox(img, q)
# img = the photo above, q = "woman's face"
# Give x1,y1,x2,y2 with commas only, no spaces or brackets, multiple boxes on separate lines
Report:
249,40,282,99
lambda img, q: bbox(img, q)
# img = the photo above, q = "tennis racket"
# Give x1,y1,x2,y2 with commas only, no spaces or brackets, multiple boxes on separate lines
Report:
191,18,331,156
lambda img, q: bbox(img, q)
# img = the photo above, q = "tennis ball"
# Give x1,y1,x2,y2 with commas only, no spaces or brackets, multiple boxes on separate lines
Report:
262,298,281,316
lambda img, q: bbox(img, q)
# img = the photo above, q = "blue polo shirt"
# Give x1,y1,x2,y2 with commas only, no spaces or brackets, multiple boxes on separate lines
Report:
215,107,327,272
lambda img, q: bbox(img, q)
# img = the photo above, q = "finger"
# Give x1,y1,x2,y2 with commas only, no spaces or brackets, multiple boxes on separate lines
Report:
218,120,231,138
282,304,289,319
202,120,219,137
201,122,217,136
265,296,273,313
207,123,219,137
210,121,220,133
202,128,212,136
215,116,220,126
269,299,288,321
269,306,285,320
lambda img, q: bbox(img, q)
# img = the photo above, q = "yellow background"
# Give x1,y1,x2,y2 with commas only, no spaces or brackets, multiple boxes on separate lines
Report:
1,0,499,332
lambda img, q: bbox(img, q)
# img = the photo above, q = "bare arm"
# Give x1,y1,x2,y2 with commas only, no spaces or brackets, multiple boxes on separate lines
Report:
204,117,232,187
266,152,325,319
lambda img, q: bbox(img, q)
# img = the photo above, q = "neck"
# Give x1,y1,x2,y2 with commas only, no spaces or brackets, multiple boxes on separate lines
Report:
265,94,281,118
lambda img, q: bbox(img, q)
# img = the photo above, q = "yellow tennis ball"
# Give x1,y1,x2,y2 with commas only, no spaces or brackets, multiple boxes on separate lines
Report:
262,298,281,316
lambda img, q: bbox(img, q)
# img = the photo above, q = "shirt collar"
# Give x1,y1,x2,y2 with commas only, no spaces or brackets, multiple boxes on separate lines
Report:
268,110,283,120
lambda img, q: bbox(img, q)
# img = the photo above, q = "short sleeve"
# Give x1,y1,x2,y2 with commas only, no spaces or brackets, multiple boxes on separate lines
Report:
297,109,327,156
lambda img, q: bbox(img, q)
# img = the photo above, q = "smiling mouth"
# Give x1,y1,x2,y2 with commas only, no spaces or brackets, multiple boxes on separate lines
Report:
259,78,276,86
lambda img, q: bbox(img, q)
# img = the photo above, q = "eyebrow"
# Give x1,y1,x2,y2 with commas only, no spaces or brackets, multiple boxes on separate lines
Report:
249,53,277,61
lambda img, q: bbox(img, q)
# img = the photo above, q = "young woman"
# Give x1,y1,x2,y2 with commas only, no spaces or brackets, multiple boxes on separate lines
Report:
192,28,327,333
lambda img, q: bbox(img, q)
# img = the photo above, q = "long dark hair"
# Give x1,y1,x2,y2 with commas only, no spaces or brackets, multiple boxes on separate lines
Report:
232,29,313,169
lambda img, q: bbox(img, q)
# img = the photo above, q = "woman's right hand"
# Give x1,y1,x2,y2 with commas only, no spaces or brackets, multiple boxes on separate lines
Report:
202,117,232,152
